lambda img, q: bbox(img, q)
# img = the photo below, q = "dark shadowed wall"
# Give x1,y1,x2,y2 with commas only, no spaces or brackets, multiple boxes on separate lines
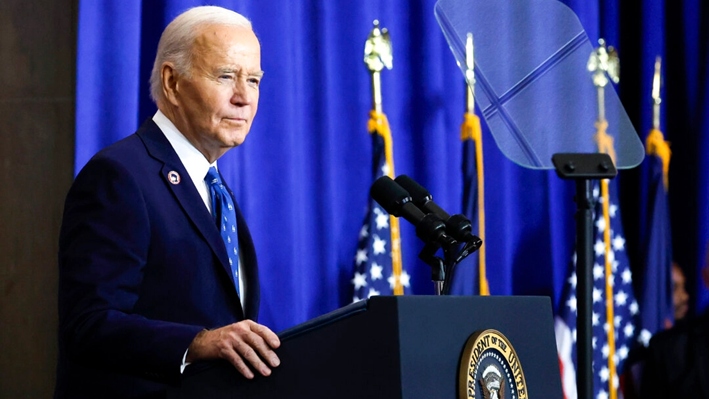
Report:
0,0,76,397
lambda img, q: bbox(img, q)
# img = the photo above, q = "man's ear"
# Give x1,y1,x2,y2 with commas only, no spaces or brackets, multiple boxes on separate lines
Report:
161,63,180,106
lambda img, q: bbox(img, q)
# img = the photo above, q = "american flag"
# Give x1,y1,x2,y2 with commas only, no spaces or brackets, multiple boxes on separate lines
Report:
555,179,639,399
352,111,410,302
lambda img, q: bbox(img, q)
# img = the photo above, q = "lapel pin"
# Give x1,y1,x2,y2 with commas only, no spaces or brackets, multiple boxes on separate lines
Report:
167,170,181,185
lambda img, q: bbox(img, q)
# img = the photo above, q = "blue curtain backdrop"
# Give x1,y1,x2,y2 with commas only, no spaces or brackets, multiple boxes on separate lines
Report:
75,0,709,332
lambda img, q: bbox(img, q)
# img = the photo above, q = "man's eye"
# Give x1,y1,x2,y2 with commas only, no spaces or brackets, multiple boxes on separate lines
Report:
219,75,233,80
248,78,261,86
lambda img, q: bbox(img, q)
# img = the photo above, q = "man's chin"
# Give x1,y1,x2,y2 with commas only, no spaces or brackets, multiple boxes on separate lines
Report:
223,132,248,148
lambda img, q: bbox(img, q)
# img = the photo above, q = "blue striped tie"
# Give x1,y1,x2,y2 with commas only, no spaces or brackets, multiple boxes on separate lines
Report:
205,167,240,295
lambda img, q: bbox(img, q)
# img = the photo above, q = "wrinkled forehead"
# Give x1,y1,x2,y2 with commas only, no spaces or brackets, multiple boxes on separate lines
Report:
191,23,260,55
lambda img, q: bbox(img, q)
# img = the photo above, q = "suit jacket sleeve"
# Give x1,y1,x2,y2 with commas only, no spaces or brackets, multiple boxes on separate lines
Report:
58,154,204,381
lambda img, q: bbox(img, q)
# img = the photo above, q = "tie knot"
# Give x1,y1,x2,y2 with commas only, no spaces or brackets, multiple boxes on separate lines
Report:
205,166,223,186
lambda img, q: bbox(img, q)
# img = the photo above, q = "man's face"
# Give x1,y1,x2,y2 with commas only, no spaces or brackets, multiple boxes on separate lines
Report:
672,263,689,321
170,24,262,162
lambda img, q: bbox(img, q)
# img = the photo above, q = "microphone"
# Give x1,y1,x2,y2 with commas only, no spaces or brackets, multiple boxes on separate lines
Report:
370,176,455,247
394,174,482,248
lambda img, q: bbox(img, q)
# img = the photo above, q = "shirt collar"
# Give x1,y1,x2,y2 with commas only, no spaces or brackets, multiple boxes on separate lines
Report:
153,110,216,184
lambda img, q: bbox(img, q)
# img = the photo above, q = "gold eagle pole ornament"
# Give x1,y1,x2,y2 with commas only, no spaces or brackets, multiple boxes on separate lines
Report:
364,20,393,112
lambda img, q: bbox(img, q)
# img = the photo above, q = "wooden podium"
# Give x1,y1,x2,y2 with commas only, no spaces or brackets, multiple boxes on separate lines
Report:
169,296,562,398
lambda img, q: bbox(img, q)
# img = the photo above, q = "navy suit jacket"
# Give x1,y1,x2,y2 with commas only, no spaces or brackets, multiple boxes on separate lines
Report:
55,119,259,398
640,311,709,398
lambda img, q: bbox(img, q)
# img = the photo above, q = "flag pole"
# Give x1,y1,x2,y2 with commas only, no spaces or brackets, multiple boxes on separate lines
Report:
647,57,671,190
462,33,489,295
363,21,404,295
588,39,621,399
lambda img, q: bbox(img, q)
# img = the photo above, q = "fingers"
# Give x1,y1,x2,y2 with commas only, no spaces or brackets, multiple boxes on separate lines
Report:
249,320,281,350
191,320,281,379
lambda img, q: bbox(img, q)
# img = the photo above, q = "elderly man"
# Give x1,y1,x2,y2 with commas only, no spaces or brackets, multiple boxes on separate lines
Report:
55,6,279,399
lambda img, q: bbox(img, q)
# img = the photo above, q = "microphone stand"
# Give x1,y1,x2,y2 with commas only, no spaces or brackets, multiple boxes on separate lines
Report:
418,238,480,295
418,242,447,295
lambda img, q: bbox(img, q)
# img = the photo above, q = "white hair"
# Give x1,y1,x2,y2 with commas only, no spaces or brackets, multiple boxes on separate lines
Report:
149,6,253,104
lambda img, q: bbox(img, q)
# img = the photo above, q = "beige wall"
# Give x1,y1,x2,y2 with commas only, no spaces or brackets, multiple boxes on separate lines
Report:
0,0,76,397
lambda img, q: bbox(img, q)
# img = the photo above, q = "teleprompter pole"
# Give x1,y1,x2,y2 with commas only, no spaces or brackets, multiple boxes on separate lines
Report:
552,153,616,399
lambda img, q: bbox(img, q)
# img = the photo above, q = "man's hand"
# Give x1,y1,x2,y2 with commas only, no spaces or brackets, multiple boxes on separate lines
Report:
186,320,281,379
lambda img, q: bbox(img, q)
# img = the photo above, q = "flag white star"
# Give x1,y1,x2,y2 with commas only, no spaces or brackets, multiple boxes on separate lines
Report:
597,390,608,399
372,235,387,255
359,224,369,239
593,287,602,303
595,217,607,234
370,263,383,280
381,163,390,176
599,366,609,382
593,264,604,280
568,273,577,288
399,270,411,287
618,345,629,360
594,240,606,257
615,290,628,306
566,296,577,313
592,312,600,326
355,249,368,265
638,329,652,346
602,343,610,358
374,208,389,230
629,300,639,315
367,287,380,298
623,323,635,338
387,274,396,289
352,272,367,290
621,269,632,284
609,203,618,218
607,248,616,265
612,234,625,251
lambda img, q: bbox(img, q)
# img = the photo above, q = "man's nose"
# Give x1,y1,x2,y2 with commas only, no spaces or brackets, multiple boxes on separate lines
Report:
231,80,253,105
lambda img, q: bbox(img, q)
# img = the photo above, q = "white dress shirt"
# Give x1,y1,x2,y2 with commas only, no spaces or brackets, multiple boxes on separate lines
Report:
152,110,246,373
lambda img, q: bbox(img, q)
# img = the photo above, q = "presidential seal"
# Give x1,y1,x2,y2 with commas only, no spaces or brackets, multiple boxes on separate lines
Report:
458,329,528,399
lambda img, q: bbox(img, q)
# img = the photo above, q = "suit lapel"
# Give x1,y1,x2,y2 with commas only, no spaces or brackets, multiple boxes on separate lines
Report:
136,121,235,287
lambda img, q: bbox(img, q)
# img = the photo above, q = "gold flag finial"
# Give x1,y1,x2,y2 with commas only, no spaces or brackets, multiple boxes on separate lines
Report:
465,32,476,113
364,20,393,73
587,38,620,89
652,56,662,129
364,20,393,112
